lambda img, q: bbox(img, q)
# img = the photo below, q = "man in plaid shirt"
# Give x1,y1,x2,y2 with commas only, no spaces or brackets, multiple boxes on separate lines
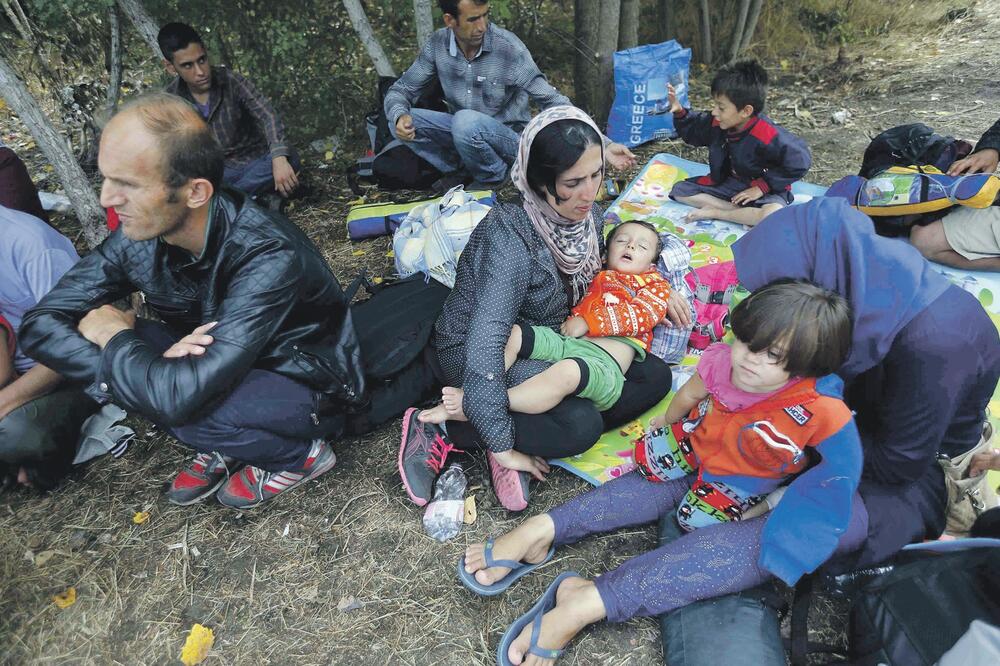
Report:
158,22,300,202
385,0,635,191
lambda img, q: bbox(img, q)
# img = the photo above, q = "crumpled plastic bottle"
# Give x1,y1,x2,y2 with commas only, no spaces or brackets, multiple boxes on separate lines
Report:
423,463,467,542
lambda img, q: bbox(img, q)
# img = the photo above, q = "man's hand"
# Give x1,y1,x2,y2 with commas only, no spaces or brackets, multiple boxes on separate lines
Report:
948,148,999,176
272,156,299,198
395,114,416,141
732,186,764,206
666,83,683,114
162,321,218,359
661,290,692,328
78,305,136,349
560,315,589,338
490,448,550,481
969,448,1000,478
606,142,637,171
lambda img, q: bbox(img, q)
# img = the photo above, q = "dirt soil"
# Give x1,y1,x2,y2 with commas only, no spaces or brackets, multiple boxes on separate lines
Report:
2,3,999,664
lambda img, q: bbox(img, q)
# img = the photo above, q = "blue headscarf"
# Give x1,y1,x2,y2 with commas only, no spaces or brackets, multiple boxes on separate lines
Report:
732,197,951,380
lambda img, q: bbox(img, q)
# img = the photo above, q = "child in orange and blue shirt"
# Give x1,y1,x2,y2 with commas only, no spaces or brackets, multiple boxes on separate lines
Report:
422,221,670,424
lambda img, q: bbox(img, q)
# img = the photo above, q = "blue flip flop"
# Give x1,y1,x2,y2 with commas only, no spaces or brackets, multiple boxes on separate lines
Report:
496,571,581,666
457,537,555,596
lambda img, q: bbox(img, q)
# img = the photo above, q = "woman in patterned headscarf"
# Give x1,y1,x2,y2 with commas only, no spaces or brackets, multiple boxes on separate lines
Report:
398,106,684,512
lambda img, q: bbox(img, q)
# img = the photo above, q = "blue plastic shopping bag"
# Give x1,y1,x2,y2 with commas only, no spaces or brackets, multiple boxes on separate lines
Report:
606,40,692,147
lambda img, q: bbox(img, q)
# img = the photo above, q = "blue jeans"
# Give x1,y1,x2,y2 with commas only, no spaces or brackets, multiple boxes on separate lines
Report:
223,149,302,197
656,513,786,665
135,320,330,471
390,108,520,186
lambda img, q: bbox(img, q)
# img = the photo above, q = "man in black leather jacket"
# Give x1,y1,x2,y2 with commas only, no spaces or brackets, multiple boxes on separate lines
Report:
20,93,363,509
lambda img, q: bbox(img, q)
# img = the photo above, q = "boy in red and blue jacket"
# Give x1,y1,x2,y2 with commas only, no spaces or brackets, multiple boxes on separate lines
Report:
668,60,811,227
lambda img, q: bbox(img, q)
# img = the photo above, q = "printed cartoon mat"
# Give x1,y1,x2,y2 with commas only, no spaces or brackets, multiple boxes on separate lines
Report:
552,153,1000,489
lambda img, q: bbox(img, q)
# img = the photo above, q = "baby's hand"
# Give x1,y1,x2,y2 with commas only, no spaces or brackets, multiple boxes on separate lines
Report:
603,293,620,305
666,84,682,114
649,413,668,430
560,315,589,338
732,186,764,206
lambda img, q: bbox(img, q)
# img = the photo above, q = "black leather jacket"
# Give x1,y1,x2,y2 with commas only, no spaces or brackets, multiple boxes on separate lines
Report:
20,189,364,426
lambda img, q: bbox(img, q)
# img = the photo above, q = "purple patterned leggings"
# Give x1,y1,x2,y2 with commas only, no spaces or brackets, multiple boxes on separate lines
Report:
548,471,868,622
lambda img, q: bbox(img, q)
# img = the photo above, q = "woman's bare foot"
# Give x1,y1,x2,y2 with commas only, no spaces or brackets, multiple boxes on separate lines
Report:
441,386,468,421
418,403,451,424
508,577,607,665
464,514,555,586
685,207,718,222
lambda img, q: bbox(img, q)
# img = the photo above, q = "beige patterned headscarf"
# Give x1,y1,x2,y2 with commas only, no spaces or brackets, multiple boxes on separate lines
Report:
510,106,604,304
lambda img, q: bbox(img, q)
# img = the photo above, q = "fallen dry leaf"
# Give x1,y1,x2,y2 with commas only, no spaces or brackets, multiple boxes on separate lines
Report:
34,550,57,567
352,250,365,256
132,511,150,525
52,587,76,609
180,624,215,665
463,496,477,524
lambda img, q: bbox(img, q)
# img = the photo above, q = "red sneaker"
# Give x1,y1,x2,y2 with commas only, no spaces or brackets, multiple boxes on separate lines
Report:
166,452,236,506
487,451,530,512
215,440,337,509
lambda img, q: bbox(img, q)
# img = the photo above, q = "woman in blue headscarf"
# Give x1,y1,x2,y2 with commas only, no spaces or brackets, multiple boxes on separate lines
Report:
658,196,1000,666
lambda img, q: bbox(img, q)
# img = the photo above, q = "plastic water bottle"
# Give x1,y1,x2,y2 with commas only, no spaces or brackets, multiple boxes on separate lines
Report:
423,463,467,542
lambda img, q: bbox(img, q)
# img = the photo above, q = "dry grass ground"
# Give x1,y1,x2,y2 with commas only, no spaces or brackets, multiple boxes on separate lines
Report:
3,2,1000,663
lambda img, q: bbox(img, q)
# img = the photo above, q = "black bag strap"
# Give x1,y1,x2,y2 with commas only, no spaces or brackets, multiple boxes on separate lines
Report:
345,269,380,303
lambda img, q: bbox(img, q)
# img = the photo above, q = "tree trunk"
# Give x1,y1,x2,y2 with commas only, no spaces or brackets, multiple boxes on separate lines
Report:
728,0,751,62
593,0,621,125
738,0,765,55
657,0,674,42
698,0,713,64
115,0,161,61
412,0,434,50
573,0,599,117
342,0,396,77
107,5,123,112
0,54,105,247
1,0,32,42
618,0,639,50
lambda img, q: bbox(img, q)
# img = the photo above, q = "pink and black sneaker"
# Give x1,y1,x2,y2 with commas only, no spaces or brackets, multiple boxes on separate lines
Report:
215,439,337,509
166,452,237,506
398,407,456,506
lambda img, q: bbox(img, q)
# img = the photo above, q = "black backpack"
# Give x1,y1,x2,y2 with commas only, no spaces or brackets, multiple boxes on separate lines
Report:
859,123,972,179
347,77,447,194
343,273,449,435
788,544,1000,665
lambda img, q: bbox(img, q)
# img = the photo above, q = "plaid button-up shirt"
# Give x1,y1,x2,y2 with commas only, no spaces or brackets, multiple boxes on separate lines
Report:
166,66,289,168
384,24,570,132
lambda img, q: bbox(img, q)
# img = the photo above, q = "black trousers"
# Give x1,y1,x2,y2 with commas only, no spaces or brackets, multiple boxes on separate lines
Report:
0,388,98,489
430,349,672,459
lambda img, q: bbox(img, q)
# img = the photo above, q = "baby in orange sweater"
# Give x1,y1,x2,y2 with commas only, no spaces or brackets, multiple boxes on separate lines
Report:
423,221,670,423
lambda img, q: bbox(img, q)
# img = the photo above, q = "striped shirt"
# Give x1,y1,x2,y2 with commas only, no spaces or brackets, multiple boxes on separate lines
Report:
384,24,570,132
166,66,289,168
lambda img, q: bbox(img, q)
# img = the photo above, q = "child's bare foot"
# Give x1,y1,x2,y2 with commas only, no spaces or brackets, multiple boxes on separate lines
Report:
441,386,468,421
418,403,450,424
464,514,555,587
508,577,606,665
685,207,718,222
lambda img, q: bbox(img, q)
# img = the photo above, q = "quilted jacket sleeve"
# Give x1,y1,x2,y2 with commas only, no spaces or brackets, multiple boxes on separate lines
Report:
572,272,671,339
19,236,136,385
93,247,302,426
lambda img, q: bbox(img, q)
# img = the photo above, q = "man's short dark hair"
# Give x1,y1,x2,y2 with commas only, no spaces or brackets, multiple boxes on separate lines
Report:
525,119,603,203
606,221,664,261
438,0,488,20
116,92,223,191
157,22,204,61
730,278,852,378
710,59,768,115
